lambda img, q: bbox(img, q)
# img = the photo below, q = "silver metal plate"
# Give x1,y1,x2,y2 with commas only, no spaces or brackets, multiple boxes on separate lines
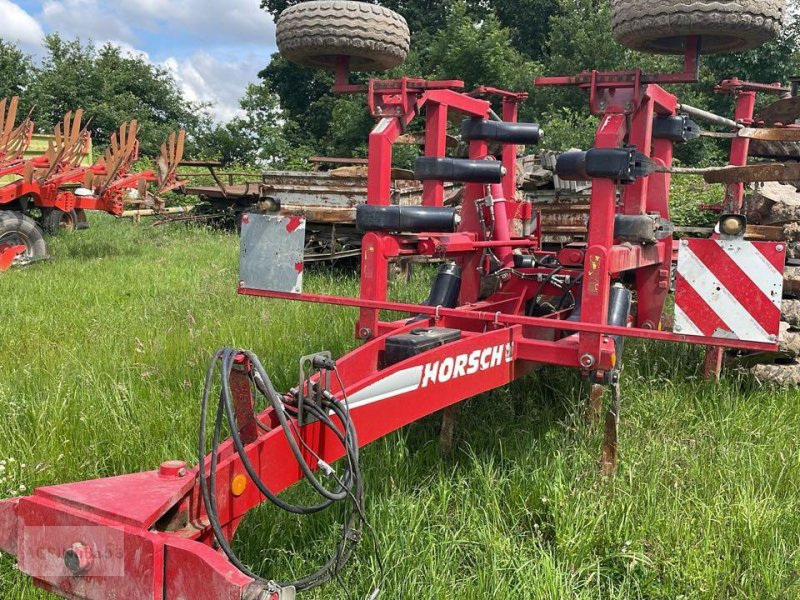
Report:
240,213,305,294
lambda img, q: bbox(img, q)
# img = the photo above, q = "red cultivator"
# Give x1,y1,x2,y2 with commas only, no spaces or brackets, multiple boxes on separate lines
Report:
0,1,793,598
0,99,186,270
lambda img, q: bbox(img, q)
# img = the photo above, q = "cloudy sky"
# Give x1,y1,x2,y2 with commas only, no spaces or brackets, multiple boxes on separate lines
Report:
0,0,278,121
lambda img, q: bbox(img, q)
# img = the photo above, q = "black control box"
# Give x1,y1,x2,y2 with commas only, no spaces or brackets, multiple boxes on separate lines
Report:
384,328,462,366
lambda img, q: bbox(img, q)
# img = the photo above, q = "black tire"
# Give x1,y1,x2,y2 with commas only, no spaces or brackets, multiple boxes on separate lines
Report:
749,140,800,159
40,208,78,236
0,210,47,264
611,0,786,54
276,1,410,72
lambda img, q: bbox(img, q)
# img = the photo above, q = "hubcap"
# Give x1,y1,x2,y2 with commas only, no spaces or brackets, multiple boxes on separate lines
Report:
60,212,76,232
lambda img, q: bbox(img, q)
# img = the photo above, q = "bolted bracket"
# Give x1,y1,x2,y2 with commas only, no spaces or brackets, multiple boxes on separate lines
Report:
297,352,335,427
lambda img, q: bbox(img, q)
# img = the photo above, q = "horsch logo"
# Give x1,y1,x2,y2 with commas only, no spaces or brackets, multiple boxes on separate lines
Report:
420,343,513,388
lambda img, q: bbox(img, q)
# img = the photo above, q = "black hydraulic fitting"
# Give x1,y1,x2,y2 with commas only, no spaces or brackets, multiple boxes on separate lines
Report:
356,205,459,233
600,283,633,384
462,119,542,145
415,157,505,183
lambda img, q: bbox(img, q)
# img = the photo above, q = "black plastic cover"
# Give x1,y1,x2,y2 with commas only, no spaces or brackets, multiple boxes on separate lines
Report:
356,205,458,233
423,263,462,309
556,148,656,184
614,214,658,244
462,119,542,145
513,254,536,269
415,157,504,183
384,328,463,366
652,115,700,143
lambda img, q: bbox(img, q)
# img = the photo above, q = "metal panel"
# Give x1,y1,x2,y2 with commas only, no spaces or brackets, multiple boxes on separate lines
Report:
240,213,306,294
674,238,785,343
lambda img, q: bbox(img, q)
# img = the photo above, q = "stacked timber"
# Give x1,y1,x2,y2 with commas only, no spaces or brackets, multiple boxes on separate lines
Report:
743,182,800,384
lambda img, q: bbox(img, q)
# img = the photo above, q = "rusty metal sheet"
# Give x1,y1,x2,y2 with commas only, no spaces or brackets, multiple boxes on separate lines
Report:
240,213,305,294
737,127,800,142
698,162,800,185
527,190,591,243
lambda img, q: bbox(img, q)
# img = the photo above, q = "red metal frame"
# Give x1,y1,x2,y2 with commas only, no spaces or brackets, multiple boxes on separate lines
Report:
0,139,160,217
0,49,786,600
0,118,185,223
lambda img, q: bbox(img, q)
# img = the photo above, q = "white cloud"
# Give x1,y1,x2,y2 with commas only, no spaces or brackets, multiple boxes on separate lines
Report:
163,51,266,123
41,0,136,44
39,0,275,47
32,0,275,121
0,0,45,48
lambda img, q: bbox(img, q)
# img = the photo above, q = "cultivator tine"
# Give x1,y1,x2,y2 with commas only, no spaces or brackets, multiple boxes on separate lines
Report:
156,129,186,194
94,120,139,194
599,383,622,477
34,109,91,183
587,384,605,422
22,160,34,185
0,98,14,142
0,97,33,160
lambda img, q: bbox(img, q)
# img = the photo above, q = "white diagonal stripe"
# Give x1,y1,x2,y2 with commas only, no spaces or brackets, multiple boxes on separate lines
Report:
715,240,782,309
673,304,704,337
678,244,770,342
346,366,423,410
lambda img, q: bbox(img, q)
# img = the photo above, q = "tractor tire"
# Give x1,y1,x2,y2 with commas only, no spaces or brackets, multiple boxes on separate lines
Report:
40,208,78,236
611,0,786,54
0,210,47,264
276,1,410,72
749,140,800,160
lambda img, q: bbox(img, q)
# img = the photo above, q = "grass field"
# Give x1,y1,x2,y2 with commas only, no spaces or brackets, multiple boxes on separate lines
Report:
1,215,799,599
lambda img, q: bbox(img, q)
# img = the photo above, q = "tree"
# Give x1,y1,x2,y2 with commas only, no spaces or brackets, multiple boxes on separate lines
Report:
24,35,206,155
0,41,33,100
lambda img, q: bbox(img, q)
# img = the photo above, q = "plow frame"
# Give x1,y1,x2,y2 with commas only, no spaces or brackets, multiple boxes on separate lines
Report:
0,48,788,600
0,112,185,219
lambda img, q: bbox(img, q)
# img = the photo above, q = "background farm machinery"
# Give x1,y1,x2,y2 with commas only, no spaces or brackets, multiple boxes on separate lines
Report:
161,157,457,267
0,97,185,270
0,1,797,599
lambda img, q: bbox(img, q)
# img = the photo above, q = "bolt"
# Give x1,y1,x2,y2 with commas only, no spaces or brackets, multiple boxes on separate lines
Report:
159,460,188,478
238,280,246,288
358,327,372,340
769,334,778,343
64,543,93,576
681,240,689,247
674,324,682,332
579,353,596,369
641,321,656,330
777,244,785,252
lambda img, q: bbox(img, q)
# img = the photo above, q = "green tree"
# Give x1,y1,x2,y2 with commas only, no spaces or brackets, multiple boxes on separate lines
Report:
25,35,206,155
0,41,33,100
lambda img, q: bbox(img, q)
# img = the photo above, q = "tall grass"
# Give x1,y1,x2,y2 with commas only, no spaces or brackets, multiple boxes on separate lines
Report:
1,216,799,599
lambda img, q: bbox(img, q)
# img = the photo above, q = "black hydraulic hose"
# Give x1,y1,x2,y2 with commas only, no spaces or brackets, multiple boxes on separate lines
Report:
197,348,367,592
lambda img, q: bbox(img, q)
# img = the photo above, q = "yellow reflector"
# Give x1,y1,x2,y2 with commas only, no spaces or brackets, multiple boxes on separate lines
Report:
231,474,248,497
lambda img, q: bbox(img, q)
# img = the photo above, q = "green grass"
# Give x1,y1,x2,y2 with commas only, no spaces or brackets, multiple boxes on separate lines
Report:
1,215,800,599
